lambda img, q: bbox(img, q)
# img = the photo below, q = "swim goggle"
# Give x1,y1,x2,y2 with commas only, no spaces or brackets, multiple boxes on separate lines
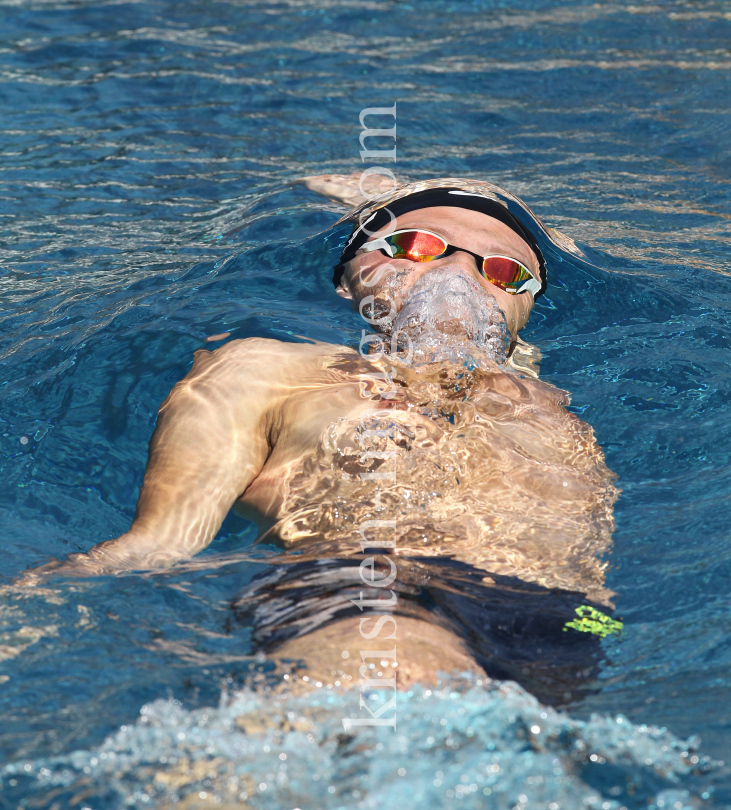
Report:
357,228,542,296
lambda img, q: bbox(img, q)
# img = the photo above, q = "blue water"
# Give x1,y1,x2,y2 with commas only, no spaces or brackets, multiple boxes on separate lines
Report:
1,0,731,807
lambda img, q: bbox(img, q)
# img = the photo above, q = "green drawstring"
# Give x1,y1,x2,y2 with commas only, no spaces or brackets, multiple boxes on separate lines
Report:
563,605,623,638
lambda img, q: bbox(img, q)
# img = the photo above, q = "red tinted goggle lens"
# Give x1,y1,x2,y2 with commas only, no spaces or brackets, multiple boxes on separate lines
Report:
480,256,533,290
388,230,447,261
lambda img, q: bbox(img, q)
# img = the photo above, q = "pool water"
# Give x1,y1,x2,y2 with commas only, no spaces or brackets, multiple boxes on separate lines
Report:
1,0,731,807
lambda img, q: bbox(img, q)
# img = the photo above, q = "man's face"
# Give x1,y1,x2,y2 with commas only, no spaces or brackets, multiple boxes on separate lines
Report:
337,207,538,343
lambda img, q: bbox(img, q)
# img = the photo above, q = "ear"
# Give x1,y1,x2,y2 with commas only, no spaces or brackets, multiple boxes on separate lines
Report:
335,283,353,300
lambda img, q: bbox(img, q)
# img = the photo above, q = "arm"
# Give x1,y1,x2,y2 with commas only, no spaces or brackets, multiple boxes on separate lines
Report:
297,172,399,208
25,339,275,580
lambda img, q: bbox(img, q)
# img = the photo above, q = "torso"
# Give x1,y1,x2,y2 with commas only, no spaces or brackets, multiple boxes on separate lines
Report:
235,342,617,604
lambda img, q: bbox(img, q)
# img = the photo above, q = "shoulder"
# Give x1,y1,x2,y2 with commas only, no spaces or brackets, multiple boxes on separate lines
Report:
188,337,352,387
209,337,348,367
212,337,339,360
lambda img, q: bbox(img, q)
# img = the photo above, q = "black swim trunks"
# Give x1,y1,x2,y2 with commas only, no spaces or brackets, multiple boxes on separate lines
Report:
231,555,621,706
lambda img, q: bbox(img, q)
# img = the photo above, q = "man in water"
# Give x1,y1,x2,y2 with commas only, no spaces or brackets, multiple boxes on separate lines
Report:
24,178,619,704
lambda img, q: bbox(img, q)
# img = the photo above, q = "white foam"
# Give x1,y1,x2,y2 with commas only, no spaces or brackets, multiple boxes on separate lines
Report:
3,675,716,809
380,265,511,367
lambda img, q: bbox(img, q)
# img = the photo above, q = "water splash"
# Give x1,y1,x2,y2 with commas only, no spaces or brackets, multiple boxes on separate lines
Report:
379,265,511,367
1,675,718,810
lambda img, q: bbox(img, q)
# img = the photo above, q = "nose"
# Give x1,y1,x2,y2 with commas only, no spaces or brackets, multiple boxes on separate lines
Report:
428,250,481,275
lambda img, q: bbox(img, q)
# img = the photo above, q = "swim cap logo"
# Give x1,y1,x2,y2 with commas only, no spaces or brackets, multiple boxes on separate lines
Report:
563,605,623,638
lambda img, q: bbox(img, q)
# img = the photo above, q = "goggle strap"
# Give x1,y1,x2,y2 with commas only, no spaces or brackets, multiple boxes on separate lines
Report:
361,237,395,258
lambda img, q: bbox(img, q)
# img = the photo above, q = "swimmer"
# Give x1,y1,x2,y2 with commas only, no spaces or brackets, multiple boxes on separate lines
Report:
21,178,619,702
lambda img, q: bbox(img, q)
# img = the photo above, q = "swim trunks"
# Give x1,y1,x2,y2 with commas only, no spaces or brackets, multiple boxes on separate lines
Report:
231,554,621,706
